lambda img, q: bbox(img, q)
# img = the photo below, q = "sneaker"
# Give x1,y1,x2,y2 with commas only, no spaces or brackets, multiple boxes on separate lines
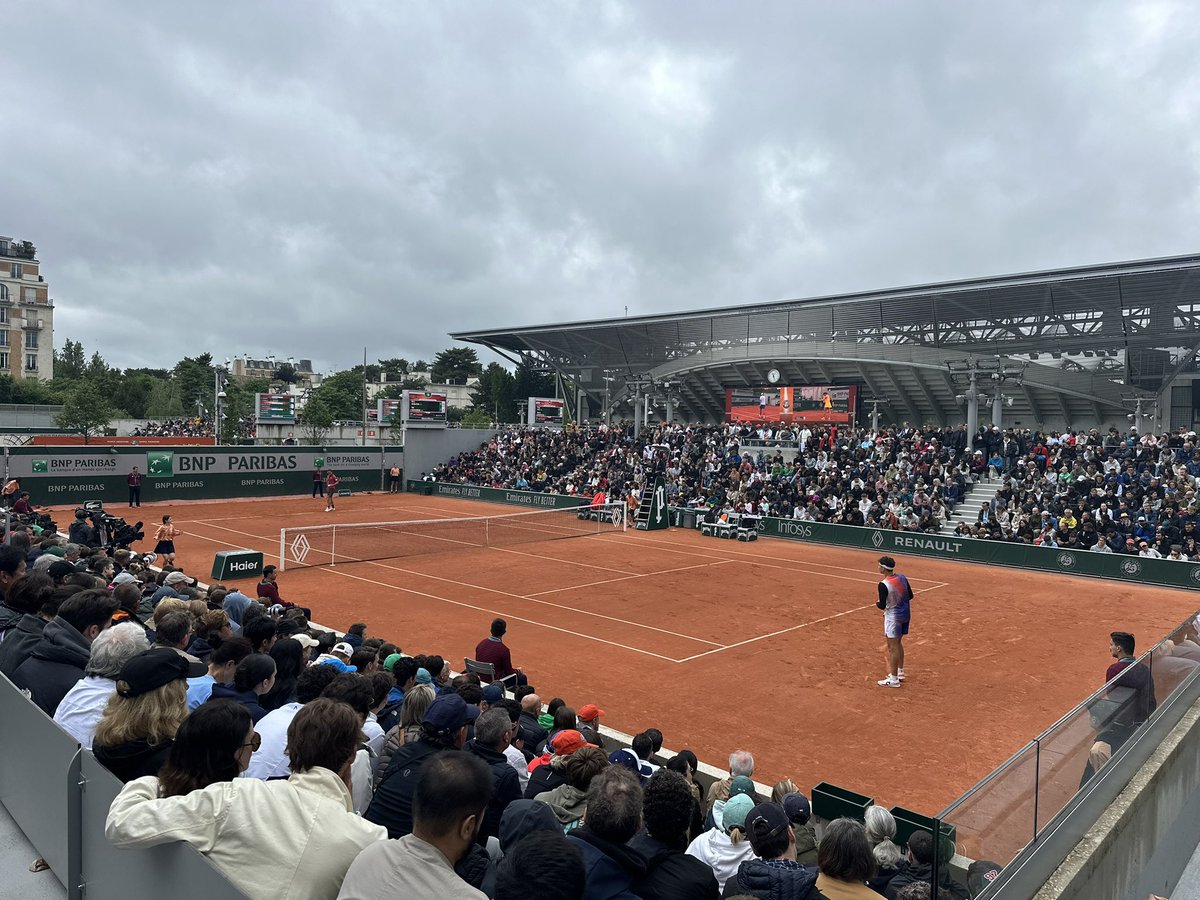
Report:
877,676,902,688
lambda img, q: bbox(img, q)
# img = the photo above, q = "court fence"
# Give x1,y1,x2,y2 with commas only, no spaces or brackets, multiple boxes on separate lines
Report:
0,673,247,900
403,480,1200,590
5,445,403,507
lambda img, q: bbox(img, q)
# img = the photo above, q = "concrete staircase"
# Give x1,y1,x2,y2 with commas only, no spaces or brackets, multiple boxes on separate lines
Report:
939,477,999,535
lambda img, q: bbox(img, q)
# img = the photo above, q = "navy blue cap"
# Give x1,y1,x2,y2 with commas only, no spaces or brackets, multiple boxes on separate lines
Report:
422,693,480,732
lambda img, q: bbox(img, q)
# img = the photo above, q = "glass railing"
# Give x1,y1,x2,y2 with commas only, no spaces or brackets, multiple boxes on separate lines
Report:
934,612,1200,894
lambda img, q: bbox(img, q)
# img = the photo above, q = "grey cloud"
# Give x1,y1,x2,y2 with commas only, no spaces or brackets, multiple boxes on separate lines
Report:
3,1,1199,371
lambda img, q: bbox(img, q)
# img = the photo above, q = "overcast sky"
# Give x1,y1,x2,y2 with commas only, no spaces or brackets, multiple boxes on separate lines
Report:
4,1,1198,373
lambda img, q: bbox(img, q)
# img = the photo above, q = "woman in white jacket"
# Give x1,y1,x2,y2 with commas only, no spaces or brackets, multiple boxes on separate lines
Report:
106,697,387,900
685,792,758,893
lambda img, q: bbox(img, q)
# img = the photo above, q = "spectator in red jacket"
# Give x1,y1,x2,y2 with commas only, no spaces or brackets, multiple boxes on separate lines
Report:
474,619,526,687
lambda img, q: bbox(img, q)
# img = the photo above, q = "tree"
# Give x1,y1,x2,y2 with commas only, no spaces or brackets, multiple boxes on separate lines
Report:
513,358,556,404
461,407,493,428
173,354,216,413
306,370,367,420
274,363,299,384
146,380,185,418
431,347,482,385
378,358,410,378
56,382,114,444
470,362,518,423
299,396,334,443
111,373,155,419
54,339,86,381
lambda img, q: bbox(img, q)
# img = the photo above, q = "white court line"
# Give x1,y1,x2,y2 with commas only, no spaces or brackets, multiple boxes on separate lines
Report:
675,602,880,662
321,567,686,663
192,520,726,648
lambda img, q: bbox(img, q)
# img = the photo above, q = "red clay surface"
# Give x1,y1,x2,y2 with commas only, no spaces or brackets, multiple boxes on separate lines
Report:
74,492,1200,817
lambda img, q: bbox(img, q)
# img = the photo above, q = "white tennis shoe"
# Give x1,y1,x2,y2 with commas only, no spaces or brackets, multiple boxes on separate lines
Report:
877,676,902,688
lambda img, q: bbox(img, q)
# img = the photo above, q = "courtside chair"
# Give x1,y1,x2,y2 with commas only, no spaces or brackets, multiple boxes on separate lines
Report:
464,657,519,693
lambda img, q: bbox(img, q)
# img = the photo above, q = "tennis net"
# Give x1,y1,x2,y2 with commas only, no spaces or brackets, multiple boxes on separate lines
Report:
278,502,627,570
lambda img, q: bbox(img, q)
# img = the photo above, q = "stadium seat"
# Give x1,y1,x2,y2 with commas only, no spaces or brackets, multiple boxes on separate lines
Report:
463,657,518,691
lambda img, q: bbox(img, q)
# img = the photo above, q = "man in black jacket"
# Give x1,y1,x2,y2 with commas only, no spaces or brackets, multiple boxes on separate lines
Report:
631,769,719,900
12,589,119,714
518,693,548,759
467,707,522,844
0,571,57,677
568,766,647,900
0,545,29,641
365,692,479,838
885,830,968,900
722,801,822,899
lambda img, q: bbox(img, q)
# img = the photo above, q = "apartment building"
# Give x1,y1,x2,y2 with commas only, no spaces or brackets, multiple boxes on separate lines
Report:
0,236,54,380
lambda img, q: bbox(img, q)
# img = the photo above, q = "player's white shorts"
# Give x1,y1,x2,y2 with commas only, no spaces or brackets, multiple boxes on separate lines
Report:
884,611,910,639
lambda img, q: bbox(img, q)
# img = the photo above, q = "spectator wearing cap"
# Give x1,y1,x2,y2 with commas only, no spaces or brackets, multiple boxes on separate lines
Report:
966,860,1001,898
93,647,201,782
779,791,818,867
149,570,191,608
466,707,524,843
524,728,591,799
630,768,720,899
383,654,417,705
341,753,492,900
316,641,357,672
705,749,755,817
567,766,647,900
686,792,756,894
577,702,605,747
473,617,527,686
12,588,120,715
366,692,480,838
54,622,150,750
722,800,822,899
106,698,388,900
883,828,968,899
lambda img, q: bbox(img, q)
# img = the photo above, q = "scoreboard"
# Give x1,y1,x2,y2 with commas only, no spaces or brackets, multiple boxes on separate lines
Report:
527,397,565,426
255,393,297,424
377,398,402,425
400,390,448,428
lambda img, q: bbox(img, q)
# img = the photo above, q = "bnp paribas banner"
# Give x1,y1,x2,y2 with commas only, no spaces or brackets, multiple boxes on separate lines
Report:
9,446,403,506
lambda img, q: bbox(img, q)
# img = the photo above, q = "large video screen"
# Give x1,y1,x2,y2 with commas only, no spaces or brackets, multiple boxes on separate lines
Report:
725,385,857,425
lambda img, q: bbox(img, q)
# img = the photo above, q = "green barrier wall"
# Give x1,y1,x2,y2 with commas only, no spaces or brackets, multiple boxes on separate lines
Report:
406,479,589,511
721,509,1200,591
9,446,403,506
404,481,1200,591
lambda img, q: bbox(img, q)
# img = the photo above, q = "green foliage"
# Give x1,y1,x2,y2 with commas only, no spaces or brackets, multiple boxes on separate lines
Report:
446,405,466,423
299,396,334,443
146,380,184,418
56,382,114,443
307,370,367,420
432,347,482,385
461,407,493,427
111,373,155,419
0,374,57,404
513,358,556,404
378,358,410,378
273,363,299,384
470,362,519,422
173,354,216,413
54,339,87,380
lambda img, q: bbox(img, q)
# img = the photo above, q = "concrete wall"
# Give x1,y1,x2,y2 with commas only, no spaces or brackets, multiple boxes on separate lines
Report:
1032,698,1200,900
402,427,498,483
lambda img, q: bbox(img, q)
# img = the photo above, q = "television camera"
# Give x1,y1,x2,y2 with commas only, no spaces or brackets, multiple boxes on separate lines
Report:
73,506,145,551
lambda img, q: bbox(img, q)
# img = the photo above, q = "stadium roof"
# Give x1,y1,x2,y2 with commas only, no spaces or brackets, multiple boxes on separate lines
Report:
452,254,1200,429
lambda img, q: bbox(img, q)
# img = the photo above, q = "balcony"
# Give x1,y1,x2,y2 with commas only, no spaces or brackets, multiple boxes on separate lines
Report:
0,241,37,261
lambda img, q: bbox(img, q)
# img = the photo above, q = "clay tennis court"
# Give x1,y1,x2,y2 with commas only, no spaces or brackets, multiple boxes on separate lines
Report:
71,492,1199,816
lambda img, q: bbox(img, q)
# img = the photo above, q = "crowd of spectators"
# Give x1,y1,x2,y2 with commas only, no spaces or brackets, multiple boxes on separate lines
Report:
133,415,256,439
431,422,1200,557
0,524,1004,899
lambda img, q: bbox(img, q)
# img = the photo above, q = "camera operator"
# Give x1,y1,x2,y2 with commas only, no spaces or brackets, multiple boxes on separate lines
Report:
69,510,101,550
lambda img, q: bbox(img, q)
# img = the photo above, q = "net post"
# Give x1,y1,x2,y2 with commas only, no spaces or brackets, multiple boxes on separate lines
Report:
279,529,286,571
